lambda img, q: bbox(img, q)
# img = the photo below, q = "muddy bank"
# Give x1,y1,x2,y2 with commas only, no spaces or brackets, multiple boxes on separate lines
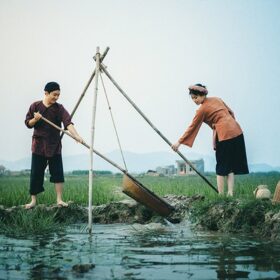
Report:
1,195,280,240
0,195,202,225
191,198,280,240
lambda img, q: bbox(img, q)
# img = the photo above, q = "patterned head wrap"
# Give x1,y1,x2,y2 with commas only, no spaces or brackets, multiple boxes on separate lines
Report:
188,85,208,95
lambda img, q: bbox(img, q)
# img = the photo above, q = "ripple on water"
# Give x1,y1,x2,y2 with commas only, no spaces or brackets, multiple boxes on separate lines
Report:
0,223,280,279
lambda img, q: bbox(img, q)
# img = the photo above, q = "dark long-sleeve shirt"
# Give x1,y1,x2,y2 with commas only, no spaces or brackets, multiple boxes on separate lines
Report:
25,101,73,157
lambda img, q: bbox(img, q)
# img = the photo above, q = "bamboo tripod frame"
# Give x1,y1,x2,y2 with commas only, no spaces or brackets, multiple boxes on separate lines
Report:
53,47,175,231
50,46,217,230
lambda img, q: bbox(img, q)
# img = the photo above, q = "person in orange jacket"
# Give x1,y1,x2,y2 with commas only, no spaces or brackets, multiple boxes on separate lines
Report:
172,83,249,196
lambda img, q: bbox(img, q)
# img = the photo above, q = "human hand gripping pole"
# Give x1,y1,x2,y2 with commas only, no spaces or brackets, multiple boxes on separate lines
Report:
34,111,42,121
171,141,181,152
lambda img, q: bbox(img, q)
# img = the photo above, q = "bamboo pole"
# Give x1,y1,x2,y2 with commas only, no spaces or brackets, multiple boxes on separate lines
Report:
60,47,110,140
100,64,218,193
46,48,110,174
39,115,174,215
70,47,109,118
88,47,101,233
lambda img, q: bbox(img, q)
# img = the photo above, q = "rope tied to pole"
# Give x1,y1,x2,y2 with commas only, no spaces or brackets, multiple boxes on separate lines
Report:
99,72,128,171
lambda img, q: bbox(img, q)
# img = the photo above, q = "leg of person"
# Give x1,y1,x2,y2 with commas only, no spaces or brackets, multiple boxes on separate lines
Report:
227,172,234,196
48,154,68,207
217,175,225,195
215,137,229,195
25,195,37,209
55,182,68,207
25,153,47,209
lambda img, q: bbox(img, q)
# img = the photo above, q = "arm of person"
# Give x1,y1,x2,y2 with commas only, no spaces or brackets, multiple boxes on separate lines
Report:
171,141,181,152
27,112,42,127
59,104,83,143
67,124,83,143
172,108,204,152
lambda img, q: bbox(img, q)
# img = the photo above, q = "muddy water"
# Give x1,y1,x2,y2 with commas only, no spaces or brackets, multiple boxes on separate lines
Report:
1,222,280,280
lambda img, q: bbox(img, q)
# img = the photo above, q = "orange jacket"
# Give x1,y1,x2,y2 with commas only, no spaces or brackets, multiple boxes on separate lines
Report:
178,97,243,149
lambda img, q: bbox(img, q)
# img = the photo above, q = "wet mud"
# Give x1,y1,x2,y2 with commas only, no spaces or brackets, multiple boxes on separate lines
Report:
0,195,279,240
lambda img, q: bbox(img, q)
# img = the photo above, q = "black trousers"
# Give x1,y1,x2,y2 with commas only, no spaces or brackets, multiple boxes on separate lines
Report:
29,153,64,195
215,134,249,176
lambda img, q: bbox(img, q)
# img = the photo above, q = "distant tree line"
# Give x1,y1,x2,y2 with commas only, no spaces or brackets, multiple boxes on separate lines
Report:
0,166,31,177
71,170,113,176
0,165,5,176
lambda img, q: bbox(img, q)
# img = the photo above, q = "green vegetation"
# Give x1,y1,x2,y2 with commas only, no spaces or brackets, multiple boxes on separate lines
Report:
190,196,280,236
140,172,279,200
0,175,123,235
0,207,64,236
0,172,279,207
0,172,279,236
0,175,123,207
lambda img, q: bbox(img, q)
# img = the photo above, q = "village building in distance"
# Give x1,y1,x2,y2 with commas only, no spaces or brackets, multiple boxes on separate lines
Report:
147,159,205,176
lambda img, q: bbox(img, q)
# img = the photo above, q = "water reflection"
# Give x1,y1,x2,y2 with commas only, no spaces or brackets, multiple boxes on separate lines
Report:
0,222,280,279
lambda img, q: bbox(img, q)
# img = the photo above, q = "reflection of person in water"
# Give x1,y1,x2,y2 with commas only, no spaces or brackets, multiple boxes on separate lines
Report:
215,244,250,279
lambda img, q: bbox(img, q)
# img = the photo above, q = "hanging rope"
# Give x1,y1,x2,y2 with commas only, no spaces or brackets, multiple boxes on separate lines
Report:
99,72,128,171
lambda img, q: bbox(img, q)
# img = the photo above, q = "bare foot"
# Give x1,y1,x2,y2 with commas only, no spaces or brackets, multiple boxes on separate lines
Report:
25,201,36,209
57,200,68,207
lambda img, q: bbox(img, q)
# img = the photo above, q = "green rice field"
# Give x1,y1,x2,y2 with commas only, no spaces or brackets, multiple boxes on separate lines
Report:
0,172,280,236
0,172,279,207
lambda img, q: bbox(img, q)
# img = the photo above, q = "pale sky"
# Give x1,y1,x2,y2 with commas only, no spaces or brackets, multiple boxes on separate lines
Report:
1,0,280,167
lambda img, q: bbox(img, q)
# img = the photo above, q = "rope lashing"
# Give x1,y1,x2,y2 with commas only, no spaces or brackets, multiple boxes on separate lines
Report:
99,72,128,171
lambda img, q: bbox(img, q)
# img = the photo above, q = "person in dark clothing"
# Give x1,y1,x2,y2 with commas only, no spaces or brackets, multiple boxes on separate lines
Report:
25,81,83,209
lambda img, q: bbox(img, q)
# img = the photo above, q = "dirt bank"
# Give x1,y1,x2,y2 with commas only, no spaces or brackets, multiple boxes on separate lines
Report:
190,198,280,240
1,195,279,240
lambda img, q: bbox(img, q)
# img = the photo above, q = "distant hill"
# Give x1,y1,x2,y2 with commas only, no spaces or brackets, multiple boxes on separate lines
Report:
0,150,213,173
1,150,279,173
248,163,280,173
